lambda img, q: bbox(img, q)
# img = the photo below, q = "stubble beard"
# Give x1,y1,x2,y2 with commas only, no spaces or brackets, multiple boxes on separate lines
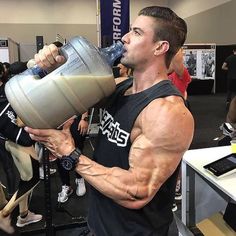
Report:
120,57,134,71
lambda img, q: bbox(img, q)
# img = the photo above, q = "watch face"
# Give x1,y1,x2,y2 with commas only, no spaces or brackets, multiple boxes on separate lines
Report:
61,158,73,171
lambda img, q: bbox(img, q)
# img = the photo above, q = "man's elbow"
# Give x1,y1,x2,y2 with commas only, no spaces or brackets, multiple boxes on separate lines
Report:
129,200,149,209
117,196,151,209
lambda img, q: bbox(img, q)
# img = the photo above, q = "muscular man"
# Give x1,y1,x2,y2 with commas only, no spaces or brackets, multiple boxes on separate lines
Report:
26,6,194,236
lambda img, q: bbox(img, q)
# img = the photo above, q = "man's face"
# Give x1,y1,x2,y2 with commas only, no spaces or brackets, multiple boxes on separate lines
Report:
121,15,158,69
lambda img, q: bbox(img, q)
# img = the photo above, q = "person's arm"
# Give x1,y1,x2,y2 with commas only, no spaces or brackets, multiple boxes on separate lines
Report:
227,97,236,123
76,97,194,209
222,62,228,70
77,112,89,136
25,96,194,209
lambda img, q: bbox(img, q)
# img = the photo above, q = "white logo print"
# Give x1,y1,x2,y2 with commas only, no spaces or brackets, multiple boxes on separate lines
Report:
6,111,17,124
100,110,130,147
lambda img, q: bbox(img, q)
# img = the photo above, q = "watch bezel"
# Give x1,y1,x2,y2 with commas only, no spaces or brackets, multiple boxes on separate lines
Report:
60,147,81,171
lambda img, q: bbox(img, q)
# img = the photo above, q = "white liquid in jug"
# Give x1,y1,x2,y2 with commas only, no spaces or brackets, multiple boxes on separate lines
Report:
6,73,116,129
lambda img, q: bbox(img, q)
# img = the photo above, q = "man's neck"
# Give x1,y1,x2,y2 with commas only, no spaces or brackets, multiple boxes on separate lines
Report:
131,66,168,94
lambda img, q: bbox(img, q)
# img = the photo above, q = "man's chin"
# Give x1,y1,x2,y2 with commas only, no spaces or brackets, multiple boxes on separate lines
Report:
120,59,132,69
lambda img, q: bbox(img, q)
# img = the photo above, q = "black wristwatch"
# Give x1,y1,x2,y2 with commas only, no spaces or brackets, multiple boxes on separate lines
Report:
60,147,81,171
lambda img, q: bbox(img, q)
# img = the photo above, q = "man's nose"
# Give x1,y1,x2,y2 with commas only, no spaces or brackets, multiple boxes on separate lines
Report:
121,32,129,44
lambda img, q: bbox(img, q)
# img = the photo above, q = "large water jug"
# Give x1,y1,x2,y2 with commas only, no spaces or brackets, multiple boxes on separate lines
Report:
5,36,124,128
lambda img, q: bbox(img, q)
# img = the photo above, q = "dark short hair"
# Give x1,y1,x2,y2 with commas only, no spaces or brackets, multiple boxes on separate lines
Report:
9,61,28,75
0,62,5,81
52,41,63,48
0,62,4,73
138,6,187,67
3,62,10,70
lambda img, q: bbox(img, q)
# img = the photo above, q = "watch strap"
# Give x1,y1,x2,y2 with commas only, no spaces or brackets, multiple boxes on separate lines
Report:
69,147,82,164
60,147,81,171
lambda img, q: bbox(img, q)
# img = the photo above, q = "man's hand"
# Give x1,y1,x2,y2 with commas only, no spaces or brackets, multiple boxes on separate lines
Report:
34,44,65,71
25,119,75,157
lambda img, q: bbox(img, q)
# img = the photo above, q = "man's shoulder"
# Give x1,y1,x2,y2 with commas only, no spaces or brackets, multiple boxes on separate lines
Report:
139,96,190,127
135,97,194,152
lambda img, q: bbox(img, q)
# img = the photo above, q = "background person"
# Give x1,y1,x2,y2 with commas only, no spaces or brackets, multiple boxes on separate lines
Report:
2,62,10,81
222,48,236,109
0,137,16,200
226,96,236,125
57,113,88,203
0,62,16,199
26,6,194,236
0,62,42,233
115,63,132,84
168,48,191,100
186,51,196,76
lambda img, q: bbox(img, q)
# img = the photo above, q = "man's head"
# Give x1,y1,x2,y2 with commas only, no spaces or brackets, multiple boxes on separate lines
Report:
9,61,27,76
3,62,10,73
0,62,7,84
121,6,187,69
139,6,187,67
0,62,4,83
117,63,129,77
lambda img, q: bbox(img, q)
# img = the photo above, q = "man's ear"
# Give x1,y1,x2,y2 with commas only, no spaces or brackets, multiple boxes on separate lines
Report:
154,41,169,56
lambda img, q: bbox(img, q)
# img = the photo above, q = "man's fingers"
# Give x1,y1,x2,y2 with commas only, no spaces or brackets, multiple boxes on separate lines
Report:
34,54,46,70
34,44,63,69
62,119,74,131
55,55,66,64
25,127,47,136
43,45,57,65
25,127,56,143
48,44,59,59
37,46,55,68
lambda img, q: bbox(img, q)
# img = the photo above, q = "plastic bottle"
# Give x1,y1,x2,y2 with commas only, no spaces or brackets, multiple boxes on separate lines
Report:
5,36,124,129
24,40,124,79
99,41,124,66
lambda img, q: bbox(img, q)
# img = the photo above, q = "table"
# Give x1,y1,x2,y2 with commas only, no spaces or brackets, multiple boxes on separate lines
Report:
179,146,236,235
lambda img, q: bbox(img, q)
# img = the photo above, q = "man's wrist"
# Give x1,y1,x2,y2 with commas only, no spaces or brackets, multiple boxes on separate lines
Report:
60,147,81,171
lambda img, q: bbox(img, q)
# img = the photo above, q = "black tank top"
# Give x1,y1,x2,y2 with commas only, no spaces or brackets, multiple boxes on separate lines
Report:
88,78,183,236
0,84,33,146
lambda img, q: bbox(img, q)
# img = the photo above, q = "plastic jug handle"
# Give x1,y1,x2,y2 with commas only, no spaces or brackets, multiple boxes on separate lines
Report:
30,46,66,79
30,65,48,78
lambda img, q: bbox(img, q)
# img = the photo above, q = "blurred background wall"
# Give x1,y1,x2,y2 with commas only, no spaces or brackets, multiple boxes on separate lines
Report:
0,0,235,61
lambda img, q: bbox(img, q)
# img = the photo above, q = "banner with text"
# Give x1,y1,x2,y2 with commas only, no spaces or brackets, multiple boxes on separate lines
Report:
100,0,130,47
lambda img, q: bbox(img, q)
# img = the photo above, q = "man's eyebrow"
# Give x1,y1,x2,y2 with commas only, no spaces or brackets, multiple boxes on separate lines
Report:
130,26,144,33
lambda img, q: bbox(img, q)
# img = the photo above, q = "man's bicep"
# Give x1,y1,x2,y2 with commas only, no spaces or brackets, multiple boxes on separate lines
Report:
129,134,182,196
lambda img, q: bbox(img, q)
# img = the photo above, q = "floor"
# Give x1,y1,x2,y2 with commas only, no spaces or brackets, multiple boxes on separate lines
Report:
0,93,228,236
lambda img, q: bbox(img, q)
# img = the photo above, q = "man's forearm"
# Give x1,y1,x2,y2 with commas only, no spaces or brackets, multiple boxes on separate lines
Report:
75,155,151,209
